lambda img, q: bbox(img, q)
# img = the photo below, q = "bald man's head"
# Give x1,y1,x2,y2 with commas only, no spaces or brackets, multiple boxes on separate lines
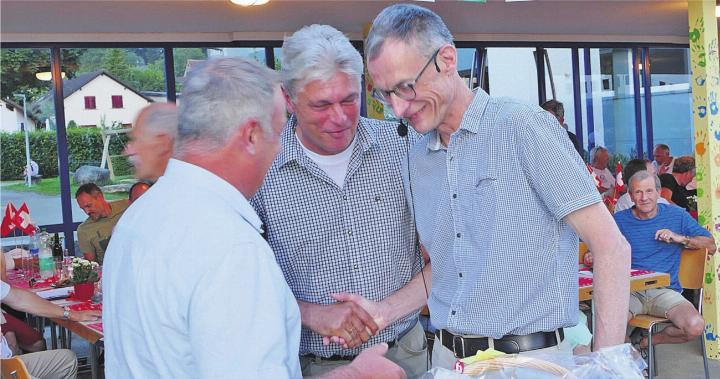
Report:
125,103,179,180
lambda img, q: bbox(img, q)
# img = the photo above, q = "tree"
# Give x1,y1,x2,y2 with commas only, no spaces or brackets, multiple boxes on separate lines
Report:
103,49,133,83
0,48,84,103
173,48,207,78
129,62,165,92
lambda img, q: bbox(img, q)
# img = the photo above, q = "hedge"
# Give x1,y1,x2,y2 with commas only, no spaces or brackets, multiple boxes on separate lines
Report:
0,128,132,180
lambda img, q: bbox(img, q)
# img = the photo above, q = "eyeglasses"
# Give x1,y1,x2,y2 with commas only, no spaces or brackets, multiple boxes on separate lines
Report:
371,48,441,105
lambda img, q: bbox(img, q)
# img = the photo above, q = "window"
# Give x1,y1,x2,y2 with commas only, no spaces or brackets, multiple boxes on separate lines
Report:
84,96,96,109
111,95,123,108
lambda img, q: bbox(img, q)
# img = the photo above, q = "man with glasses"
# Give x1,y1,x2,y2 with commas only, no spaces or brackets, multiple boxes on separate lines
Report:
251,25,429,378
366,4,631,368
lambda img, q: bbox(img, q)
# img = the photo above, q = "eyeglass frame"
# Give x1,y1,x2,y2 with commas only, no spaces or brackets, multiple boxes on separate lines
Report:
371,48,442,105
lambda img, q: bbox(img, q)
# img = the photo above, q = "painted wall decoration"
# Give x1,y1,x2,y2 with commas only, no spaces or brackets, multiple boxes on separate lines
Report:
689,0,720,360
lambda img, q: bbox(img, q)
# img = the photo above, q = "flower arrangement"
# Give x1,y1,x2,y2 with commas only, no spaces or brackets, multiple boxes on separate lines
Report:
71,257,100,284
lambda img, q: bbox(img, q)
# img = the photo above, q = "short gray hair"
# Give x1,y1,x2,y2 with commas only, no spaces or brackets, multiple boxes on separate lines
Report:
366,4,454,61
137,104,178,140
281,24,363,101
590,146,608,165
629,170,661,190
176,57,278,155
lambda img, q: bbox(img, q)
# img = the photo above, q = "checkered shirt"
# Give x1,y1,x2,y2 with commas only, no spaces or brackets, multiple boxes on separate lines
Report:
408,89,601,338
251,115,422,357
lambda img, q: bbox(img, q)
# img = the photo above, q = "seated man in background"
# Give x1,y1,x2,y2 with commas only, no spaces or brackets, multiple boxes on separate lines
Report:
659,155,695,213
540,99,582,156
614,158,669,213
614,171,715,349
128,181,152,205
75,183,129,264
653,144,674,175
1,280,101,379
124,103,178,181
589,146,615,195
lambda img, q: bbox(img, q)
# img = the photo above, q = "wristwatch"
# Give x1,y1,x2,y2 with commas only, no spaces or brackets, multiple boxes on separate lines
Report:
682,235,691,247
61,307,71,320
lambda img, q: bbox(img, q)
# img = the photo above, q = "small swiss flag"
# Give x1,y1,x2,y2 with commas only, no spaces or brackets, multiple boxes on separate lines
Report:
615,161,625,194
12,202,36,236
0,202,18,237
586,163,601,189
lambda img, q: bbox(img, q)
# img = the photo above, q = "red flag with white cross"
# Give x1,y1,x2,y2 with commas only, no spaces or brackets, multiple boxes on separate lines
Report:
0,202,18,237
12,202,36,236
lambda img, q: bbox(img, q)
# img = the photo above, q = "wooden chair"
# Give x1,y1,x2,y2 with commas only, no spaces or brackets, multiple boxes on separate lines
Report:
1,357,31,379
628,248,709,379
578,242,589,265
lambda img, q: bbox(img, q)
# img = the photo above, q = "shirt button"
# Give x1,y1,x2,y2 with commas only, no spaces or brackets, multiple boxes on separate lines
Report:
353,264,358,270
451,310,456,315
452,194,457,199
456,233,461,238
459,272,463,278
348,230,353,236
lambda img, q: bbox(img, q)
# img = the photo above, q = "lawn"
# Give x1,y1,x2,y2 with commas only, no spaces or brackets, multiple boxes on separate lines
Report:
3,176,135,201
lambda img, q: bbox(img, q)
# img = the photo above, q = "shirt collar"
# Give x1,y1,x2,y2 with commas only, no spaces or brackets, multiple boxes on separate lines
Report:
163,159,263,233
425,88,491,151
276,114,379,168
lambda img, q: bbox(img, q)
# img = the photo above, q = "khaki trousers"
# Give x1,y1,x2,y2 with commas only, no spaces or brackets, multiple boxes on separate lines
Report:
18,349,78,379
300,322,429,379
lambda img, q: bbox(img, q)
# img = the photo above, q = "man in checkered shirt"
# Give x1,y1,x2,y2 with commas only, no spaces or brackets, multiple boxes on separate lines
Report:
251,25,430,378
366,4,632,369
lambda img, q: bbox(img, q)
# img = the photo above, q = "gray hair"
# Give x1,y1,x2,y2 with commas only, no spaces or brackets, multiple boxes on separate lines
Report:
366,4,454,61
137,104,179,140
176,57,278,155
281,24,363,101
672,155,695,174
629,170,661,191
590,146,608,165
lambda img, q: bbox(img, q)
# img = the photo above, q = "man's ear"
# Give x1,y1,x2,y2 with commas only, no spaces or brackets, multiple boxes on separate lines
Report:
437,44,457,74
229,119,262,155
282,87,296,114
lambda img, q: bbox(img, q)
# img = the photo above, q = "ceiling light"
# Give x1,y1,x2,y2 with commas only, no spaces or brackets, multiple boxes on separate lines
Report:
229,0,269,6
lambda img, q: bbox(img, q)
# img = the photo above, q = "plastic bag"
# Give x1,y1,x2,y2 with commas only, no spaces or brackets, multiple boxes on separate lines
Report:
421,344,646,379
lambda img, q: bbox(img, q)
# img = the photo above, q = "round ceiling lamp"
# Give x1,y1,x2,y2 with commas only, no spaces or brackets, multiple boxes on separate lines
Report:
230,0,269,6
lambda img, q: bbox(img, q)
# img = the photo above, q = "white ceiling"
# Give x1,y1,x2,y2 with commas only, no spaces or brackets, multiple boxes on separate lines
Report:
0,0,693,44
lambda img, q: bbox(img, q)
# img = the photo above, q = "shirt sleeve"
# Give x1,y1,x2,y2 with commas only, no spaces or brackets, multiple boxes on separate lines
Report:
659,173,677,190
1,280,10,301
518,108,601,220
188,241,299,379
681,211,712,238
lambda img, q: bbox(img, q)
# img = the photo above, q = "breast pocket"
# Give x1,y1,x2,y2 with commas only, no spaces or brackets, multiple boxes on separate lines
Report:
471,175,498,248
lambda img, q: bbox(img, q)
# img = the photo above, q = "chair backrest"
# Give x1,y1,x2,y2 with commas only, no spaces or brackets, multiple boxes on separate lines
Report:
1,357,31,379
578,242,589,265
678,248,707,290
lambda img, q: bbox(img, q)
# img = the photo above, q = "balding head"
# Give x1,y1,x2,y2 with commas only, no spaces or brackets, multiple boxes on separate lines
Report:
125,103,179,181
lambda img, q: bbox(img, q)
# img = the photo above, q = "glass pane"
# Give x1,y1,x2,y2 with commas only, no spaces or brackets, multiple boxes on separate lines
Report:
486,48,539,105
173,47,266,95
457,48,478,89
648,48,693,157
0,48,62,227
582,48,638,161
544,49,577,133
273,47,282,70
59,48,165,222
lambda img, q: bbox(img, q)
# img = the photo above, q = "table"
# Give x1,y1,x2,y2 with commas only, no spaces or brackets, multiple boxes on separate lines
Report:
578,268,671,301
46,297,104,379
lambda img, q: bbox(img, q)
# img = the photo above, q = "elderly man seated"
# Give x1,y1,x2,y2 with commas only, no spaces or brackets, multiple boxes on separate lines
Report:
614,171,716,349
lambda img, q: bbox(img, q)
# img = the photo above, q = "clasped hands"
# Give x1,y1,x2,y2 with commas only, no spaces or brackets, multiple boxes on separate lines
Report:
308,293,388,349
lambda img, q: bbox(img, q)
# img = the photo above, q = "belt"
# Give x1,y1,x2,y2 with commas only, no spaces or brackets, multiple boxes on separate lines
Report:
303,318,418,362
436,328,564,358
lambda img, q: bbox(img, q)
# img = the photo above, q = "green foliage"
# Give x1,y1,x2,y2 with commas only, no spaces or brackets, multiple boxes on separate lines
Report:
1,48,85,103
0,128,130,180
103,49,133,83
173,48,207,77
129,61,165,92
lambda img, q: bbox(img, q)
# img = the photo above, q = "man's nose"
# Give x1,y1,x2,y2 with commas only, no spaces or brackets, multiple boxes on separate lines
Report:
388,94,411,119
124,143,135,156
329,103,347,124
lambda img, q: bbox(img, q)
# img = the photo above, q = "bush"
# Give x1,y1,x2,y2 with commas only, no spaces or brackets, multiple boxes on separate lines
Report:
0,128,129,180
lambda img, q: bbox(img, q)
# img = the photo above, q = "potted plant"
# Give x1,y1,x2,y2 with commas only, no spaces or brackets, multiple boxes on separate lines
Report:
71,258,99,300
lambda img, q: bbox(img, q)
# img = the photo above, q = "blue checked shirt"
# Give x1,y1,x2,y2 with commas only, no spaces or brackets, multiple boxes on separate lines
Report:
409,89,601,339
251,115,422,357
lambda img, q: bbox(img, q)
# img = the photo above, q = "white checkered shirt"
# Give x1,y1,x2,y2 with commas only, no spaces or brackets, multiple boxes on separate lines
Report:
251,115,421,357
409,89,601,338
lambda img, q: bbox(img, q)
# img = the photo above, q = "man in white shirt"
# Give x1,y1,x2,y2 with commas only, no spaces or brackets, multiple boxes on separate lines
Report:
590,146,615,195
653,144,675,175
102,57,404,379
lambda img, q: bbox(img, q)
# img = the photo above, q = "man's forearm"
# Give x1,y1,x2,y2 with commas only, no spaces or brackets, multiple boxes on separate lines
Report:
687,236,716,254
4,288,64,319
378,263,431,325
592,236,631,348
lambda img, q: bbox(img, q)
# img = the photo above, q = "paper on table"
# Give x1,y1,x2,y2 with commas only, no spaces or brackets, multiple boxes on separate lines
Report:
36,287,72,300
578,270,593,277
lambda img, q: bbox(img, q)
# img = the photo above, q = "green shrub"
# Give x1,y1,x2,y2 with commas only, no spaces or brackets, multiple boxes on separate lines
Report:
0,128,129,180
